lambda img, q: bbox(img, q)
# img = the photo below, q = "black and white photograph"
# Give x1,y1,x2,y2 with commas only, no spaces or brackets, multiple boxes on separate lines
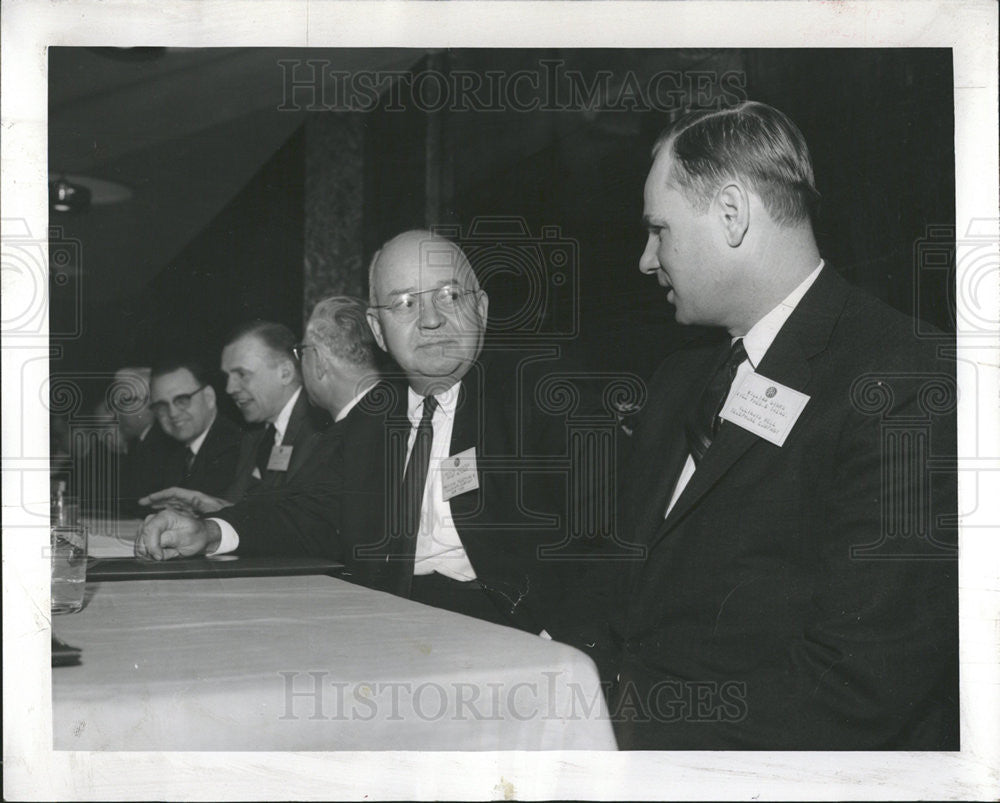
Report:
3,1,998,800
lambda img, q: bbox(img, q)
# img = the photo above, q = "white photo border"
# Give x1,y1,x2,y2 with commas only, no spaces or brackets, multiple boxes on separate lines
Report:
2,1,997,800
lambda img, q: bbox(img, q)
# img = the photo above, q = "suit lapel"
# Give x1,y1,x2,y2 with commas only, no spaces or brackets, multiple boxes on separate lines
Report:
281,393,307,447
280,393,313,482
189,418,219,476
650,265,849,548
623,351,715,587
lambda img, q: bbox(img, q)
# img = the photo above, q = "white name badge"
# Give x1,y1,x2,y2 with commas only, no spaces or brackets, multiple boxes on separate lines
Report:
440,447,480,501
267,444,294,472
720,372,810,447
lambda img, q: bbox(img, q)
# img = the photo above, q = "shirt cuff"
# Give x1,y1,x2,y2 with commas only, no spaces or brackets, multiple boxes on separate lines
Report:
206,518,239,555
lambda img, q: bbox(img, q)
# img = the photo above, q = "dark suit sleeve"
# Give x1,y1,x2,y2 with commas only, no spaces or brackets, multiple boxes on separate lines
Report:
698,361,957,748
212,429,345,559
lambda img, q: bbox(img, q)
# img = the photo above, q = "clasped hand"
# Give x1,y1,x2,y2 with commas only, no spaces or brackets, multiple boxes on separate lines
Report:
134,509,223,561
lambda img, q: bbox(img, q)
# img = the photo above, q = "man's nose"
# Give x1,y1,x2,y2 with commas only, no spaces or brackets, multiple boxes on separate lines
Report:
417,295,444,328
638,234,659,274
225,375,238,395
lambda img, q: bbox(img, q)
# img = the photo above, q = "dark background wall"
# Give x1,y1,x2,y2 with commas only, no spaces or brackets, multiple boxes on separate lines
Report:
49,48,955,410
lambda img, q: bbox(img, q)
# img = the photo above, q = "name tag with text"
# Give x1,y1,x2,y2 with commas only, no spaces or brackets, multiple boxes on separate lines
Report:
440,447,480,501
720,372,810,446
267,444,294,472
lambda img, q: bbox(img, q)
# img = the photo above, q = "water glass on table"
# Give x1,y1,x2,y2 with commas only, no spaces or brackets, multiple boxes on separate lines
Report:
51,494,88,615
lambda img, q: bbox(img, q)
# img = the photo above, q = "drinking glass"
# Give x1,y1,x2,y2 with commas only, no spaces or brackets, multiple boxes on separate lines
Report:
51,492,88,614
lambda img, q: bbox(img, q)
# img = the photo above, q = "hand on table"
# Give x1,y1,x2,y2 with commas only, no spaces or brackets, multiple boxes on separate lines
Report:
139,487,232,515
134,509,222,560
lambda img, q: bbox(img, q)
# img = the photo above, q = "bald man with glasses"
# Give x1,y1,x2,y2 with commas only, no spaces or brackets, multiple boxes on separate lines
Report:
137,236,584,638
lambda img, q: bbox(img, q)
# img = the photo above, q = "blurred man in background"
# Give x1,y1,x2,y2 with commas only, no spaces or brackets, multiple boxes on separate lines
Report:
110,366,178,511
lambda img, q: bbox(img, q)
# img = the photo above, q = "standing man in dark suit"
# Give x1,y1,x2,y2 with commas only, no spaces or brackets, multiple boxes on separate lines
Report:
148,359,242,499
610,102,958,749
139,321,329,514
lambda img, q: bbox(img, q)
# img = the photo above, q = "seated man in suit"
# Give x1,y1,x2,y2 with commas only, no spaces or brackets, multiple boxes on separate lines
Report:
107,366,178,513
133,295,382,559
136,237,575,635
139,321,329,514
609,101,958,749
147,359,243,499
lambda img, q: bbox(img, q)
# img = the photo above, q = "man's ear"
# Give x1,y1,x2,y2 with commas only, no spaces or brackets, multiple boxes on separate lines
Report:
476,289,489,323
279,358,295,385
367,309,388,353
717,182,750,248
204,384,217,409
312,349,328,381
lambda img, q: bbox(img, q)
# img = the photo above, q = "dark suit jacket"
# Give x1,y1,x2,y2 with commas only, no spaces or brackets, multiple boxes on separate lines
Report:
611,266,958,750
118,422,185,514
216,352,582,633
162,413,243,499
223,390,330,503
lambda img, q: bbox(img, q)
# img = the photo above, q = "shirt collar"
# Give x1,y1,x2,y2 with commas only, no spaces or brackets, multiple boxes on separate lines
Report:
335,383,376,423
270,386,301,441
407,381,460,424
741,260,825,368
186,411,215,455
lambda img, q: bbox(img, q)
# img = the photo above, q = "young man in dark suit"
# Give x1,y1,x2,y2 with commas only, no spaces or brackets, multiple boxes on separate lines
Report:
610,102,958,749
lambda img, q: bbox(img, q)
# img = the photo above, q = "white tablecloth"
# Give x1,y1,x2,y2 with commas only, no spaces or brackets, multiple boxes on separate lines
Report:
52,574,617,750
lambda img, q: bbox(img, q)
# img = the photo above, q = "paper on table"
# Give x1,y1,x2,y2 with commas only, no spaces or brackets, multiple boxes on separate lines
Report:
84,519,144,558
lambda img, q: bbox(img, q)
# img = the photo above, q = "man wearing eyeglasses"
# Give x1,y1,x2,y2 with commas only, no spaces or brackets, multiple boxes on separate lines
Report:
347,230,570,632
137,233,574,636
139,322,330,515
147,360,242,499
135,296,386,568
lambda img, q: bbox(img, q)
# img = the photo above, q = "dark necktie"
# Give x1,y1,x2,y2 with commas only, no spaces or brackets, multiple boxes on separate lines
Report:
400,395,438,539
184,447,197,476
255,423,276,475
684,338,747,465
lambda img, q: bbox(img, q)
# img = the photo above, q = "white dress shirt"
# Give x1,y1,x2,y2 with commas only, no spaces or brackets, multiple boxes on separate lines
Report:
664,261,825,517
408,384,477,581
186,412,214,455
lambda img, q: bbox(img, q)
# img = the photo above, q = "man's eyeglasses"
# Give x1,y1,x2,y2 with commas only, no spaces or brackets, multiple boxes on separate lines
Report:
149,385,207,416
370,284,477,318
291,343,317,361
